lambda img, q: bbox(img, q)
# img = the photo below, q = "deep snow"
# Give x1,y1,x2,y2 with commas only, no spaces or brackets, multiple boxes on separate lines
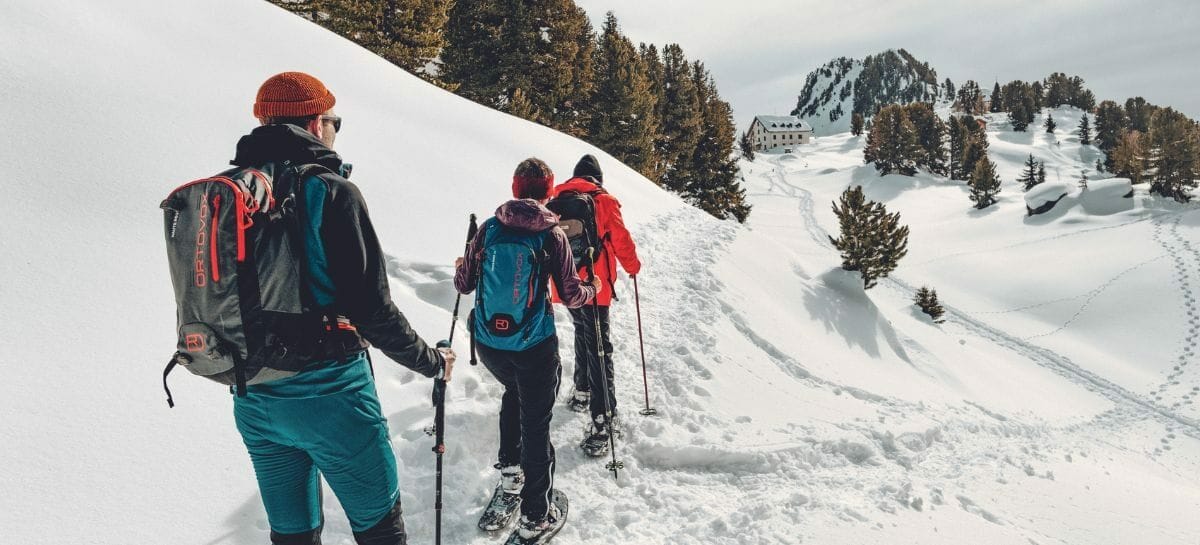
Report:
3,1,1200,544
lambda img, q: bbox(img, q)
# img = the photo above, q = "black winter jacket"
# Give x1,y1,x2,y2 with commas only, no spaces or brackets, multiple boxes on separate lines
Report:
231,124,443,377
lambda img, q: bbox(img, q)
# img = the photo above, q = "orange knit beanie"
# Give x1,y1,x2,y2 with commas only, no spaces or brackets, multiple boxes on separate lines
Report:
253,72,336,119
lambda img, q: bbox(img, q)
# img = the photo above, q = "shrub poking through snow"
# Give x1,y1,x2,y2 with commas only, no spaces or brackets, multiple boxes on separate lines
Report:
914,286,946,323
829,185,909,289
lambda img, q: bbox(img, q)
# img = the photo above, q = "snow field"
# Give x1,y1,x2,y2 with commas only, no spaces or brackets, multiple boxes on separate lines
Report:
3,1,1200,544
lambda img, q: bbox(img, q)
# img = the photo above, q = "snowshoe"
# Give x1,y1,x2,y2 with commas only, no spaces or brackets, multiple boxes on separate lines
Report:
580,418,612,458
479,465,525,532
504,489,568,545
566,389,590,413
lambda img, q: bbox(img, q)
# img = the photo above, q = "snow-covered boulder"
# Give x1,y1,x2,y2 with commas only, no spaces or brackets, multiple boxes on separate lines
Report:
1081,178,1135,215
1024,182,1072,215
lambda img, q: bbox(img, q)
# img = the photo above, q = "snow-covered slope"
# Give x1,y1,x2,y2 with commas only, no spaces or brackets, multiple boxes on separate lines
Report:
740,106,1200,543
4,2,1200,544
791,49,942,136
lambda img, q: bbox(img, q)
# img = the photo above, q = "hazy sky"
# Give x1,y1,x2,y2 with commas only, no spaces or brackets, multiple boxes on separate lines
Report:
573,0,1200,130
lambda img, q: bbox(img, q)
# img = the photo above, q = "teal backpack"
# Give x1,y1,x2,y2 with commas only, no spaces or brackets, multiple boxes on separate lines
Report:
471,218,556,352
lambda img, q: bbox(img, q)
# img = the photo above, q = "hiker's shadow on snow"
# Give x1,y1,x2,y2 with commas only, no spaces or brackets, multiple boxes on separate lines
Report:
384,254,464,314
802,269,912,364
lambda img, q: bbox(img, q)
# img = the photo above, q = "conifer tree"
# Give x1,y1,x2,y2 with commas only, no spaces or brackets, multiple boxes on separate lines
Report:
1094,100,1128,169
851,112,865,136
442,0,504,103
1125,97,1153,133
1018,153,1040,190
914,286,946,323
948,116,966,179
864,104,919,176
589,12,657,176
960,133,987,182
1037,162,1047,186
638,43,666,182
739,130,755,161
1010,102,1031,131
904,102,947,175
1078,169,1089,190
1044,112,1056,133
943,78,956,100
686,63,751,222
829,186,909,290
506,86,539,120
1078,114,1092,145
990,82,1004,113
1147,108,1199,202
443,0,595,133
968,155,1002,209
956,80,983,115
1112,130,1146,184
1095,158,1105,174
269,0,452,84
656,44,702,193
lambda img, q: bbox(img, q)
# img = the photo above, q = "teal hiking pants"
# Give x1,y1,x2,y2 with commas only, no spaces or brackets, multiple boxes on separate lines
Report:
233,352,400,534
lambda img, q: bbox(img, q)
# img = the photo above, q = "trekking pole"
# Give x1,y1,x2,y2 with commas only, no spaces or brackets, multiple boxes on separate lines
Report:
588,248,623,480
428,213,477,545
632,275,657,416
431,341,448,545
448,214,479,347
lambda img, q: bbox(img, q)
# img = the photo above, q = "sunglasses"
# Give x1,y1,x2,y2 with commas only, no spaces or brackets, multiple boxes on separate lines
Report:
319,115,342,133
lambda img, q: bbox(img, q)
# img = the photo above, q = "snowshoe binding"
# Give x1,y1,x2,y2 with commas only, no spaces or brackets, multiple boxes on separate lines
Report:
580,415,617,458
566,389,590,413
504,489,568,545
479,465,524,532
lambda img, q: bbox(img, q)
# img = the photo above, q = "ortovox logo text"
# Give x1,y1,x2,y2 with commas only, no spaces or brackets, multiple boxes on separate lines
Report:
194,198,209,287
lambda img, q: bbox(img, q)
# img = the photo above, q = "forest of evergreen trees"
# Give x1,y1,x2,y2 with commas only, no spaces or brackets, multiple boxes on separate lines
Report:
863,71,1198,204
959,73,1198,203
266,0,750,221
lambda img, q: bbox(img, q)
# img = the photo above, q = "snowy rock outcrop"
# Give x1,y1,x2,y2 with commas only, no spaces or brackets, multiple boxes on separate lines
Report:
791,49,942,136
1081,178,1135,215
1024,182,1072,215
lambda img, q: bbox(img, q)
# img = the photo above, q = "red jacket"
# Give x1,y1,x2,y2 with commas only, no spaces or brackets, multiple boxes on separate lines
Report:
550,177,641,306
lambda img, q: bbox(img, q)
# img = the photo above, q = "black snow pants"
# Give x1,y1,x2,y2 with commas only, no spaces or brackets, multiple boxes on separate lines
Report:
476,336,562,520
569,305,617,422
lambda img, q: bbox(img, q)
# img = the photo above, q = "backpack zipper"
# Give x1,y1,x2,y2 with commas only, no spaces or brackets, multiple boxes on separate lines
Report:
210,194,221,283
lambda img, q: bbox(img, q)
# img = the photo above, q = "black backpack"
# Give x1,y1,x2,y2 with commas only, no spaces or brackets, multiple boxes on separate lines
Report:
546,189,601,269
159,163,340,406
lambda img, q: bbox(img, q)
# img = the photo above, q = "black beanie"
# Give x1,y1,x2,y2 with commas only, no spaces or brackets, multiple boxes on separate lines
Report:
573,154,603,185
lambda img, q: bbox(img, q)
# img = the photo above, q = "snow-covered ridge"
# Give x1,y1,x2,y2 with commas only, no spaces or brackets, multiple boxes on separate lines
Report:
791,49,941,136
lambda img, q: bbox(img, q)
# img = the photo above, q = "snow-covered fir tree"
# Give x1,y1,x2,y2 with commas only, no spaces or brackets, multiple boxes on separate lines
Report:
968,155,1002,209
829,186,909,289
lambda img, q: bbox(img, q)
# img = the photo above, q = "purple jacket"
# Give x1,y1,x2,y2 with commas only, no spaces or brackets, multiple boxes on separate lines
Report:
454,199,596,308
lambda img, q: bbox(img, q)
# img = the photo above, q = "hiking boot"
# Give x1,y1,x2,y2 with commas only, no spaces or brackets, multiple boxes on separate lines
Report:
566,389,590,413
